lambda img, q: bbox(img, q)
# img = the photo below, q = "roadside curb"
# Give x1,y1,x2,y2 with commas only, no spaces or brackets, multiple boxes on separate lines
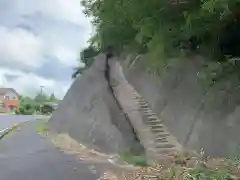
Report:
0,120,31,140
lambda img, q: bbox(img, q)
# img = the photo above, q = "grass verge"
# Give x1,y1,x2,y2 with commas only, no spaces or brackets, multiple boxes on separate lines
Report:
37,119,49,135
0,124,23,140
118,150,147,167
5,125,21,137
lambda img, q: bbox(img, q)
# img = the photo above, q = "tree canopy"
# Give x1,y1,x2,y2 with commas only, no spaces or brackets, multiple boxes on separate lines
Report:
16,93,59,115
49,93,57,102
72,45,99,79
81,0,240,61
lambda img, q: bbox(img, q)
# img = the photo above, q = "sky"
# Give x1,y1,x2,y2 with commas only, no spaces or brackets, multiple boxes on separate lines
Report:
0,0,92,99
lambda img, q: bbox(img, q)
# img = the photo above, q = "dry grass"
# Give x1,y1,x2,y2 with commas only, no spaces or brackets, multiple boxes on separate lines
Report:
50,133,112,163
99,151,240,180
46,132,240,180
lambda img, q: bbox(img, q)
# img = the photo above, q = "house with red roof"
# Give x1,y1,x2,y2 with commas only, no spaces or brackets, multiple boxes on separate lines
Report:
0,88,20,113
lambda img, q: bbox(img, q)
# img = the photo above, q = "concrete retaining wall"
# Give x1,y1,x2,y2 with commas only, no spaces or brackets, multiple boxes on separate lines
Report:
123,55,240,157
49,54,140,154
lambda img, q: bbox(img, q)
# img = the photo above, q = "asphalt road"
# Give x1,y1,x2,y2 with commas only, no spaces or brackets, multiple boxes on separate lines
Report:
0,121,121,180
0,115,45,131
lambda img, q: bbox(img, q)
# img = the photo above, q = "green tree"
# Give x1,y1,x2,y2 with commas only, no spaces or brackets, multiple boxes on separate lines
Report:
34,93,48,103
81,0,240,62
72,46,99,79
48,93,57,102
16,96,39,115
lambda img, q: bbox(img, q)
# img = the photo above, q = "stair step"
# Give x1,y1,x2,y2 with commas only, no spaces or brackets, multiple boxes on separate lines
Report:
155,143,175,149
132,93,138,96
155,136,168,141
147,116,158,121
138,100,148,104
149,122,164,127
148,122,164,126
142,110,153,113
144,113,157,118
155,139,168,143
143,111,155,115
149,125,164,130
144,114,162,123
142,109,151,113
154,133,170,138
151,128,165,133
157,148,176,154
147,120,162,124
150,124,164,128
140,104,149,108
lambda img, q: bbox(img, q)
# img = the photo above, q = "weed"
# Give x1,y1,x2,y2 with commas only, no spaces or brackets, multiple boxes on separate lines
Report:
118,150,147,167
167,167,183,180
37,120,49,135
6,126,21,137
187,167,234,180
173,151,191,166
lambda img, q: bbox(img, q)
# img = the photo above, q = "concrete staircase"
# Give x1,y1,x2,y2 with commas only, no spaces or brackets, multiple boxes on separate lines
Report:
134,94,182,156
109,59,182,160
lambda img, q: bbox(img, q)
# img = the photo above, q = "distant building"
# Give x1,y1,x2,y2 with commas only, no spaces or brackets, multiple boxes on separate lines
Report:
0,88,20,113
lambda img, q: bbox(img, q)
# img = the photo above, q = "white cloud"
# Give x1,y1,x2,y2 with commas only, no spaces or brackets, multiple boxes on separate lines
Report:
0,0,93,69
41,0,88,25
0,26,44,67
0,0,92,97
0,26,85,69
51,46,79,67
15,0,91,26
0,68,70,99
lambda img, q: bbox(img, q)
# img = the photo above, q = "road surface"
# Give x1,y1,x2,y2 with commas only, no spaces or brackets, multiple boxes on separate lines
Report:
0,121,122,180
0,115,45,131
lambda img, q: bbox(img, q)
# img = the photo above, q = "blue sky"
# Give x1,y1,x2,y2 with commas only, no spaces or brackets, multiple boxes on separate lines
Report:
0,0,92,99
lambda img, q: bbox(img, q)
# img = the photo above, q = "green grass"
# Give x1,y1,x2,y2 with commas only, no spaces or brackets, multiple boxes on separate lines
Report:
187,167,234,180
165,165,235,180
0,125,20,139
37,120,49,135
118,150,148,167
6,125,21,137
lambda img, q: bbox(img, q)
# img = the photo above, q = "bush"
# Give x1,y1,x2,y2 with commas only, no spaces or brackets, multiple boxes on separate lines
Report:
118,150,147,166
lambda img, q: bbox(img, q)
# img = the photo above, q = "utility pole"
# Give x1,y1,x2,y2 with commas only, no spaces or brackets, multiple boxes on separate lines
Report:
40,86,44,100
40,86,44,114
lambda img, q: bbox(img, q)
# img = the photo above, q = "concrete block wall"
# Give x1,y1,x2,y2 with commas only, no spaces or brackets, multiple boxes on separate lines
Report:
123,55,240,157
